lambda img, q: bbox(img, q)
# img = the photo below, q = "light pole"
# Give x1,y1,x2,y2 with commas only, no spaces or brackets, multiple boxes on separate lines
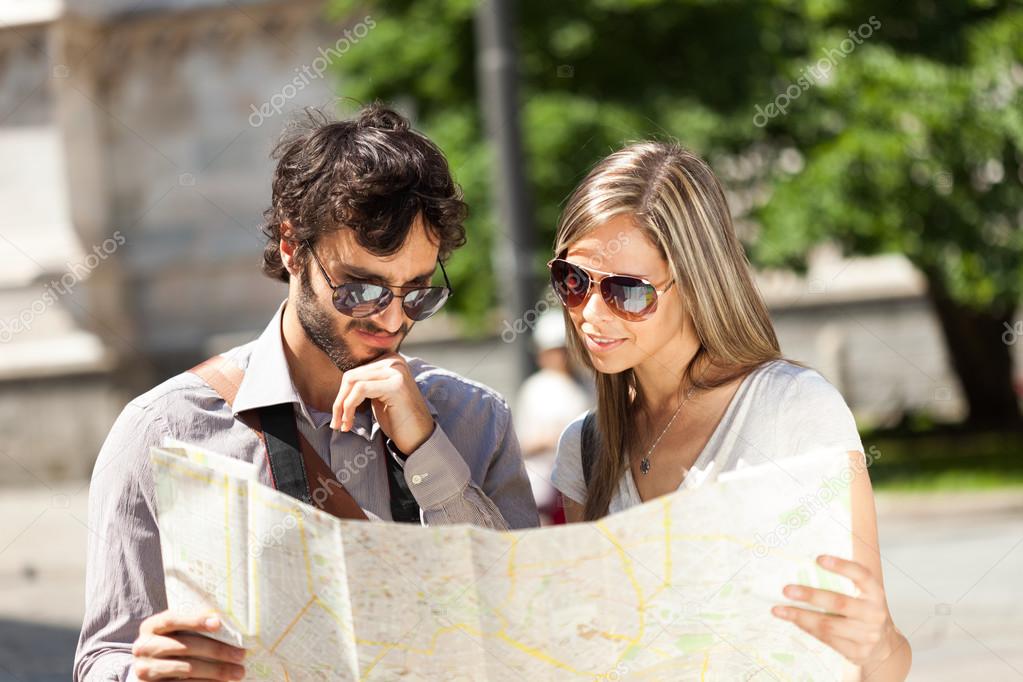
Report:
474,0,536,384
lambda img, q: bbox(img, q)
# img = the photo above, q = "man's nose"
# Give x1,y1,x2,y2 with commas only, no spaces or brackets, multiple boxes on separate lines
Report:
373,293,408,333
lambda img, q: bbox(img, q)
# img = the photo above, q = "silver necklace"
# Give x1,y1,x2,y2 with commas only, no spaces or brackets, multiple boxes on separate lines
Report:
639,386,696,475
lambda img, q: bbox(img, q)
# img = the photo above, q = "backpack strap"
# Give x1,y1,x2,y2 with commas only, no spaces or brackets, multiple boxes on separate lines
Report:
190,355,368,521
580,410,600,488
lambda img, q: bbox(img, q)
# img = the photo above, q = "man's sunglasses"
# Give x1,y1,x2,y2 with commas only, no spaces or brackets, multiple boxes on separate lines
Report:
306,242,452,321
547,257,674,321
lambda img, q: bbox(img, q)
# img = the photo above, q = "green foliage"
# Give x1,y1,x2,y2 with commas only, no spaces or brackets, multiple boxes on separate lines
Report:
756,9,1023,310
328,0,1023,327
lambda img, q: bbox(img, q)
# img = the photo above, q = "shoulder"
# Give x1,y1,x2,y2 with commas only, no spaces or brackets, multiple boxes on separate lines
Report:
404,355,512,424
748,360,849,410
744,360,862,455
736,360,842,410
556,411,588,454
132,340,257,412
107,341,260,455
551,410,591,505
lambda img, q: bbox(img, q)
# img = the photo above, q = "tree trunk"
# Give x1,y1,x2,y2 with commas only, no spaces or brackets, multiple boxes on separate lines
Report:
925,274,1021,429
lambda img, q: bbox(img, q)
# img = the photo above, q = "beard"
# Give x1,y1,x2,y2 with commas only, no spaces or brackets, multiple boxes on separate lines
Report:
296,266,409,372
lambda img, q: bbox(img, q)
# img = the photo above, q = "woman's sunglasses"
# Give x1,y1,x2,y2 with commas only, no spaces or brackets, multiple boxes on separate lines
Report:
547,257,674,321
307,242,452,321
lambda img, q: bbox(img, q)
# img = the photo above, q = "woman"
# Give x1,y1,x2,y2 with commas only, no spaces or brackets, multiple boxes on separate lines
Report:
549,141,911,679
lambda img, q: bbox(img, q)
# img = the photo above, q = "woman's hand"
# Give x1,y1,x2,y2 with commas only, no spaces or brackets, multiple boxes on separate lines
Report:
772,554,901,670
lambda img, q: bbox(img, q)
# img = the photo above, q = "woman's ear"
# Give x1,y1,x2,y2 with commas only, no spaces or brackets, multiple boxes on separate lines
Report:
279,221,302,277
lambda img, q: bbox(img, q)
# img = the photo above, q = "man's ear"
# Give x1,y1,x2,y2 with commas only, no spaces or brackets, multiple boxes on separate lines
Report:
279,221,302,277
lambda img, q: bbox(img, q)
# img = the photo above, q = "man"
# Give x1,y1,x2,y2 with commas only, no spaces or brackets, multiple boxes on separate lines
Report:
73,104,538,682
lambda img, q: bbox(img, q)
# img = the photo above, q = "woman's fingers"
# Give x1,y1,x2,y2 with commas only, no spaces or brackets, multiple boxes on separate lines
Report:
777,608,871,661
781,585,877,622
816,555,880,598
772,606,883,663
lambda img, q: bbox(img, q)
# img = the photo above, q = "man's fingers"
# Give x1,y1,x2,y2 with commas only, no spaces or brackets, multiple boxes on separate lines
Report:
133,633,245,663
333,376,402,430
141,610,221,636
332,367,391,429
133,656,245,681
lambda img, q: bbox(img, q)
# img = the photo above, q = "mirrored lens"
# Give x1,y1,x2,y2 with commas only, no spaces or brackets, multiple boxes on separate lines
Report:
550,259,590,307
601,276,658,320
333,283,392,318
402,287,450,321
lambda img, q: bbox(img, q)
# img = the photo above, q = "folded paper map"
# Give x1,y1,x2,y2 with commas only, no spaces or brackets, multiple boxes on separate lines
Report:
151,440,855,681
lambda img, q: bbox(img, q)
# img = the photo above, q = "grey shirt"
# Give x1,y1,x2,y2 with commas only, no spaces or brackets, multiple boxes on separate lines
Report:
73,301,538,682
552,360,863,514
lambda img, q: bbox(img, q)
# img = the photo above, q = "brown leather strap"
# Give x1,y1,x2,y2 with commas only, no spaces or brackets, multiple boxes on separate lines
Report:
190,355,368,521
191,355,245,406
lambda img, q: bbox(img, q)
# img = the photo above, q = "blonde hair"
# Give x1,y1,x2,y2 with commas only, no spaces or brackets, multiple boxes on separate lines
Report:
554,141,781,520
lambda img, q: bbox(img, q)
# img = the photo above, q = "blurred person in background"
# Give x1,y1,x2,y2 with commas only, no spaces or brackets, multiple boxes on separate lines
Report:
514,309,592,524
549,141,911,680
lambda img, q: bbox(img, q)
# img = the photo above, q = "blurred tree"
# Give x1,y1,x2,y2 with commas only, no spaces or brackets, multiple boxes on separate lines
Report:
328,0,1022,427
756,4,1023,427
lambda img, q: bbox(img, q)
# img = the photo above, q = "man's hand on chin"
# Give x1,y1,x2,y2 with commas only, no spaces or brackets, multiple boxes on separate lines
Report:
330,353,435,454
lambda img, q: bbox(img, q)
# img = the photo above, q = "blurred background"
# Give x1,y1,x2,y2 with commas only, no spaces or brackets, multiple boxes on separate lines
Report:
0,0,1021,679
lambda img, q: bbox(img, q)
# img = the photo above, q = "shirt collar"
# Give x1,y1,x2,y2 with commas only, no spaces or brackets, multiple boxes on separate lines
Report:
232,300,439,439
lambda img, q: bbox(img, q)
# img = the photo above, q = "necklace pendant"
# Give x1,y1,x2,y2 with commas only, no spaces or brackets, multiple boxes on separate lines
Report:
640,457,651,475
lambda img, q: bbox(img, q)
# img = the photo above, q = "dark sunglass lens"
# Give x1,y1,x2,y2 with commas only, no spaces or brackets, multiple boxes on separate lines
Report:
402,287,450,321
334,283,391,318
602,276,658,320
551,260,589,307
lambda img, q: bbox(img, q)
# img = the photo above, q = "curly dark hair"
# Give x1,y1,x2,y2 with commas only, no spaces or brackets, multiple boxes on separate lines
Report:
261,103,468,282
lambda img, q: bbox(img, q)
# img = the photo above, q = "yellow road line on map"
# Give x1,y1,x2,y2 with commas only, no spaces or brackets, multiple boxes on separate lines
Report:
359,622,603,678
595,522,645,648
269,595,316,654
160,457,214,484
492,631,591,675
297,516,314,594
223,478,235,622
700,651,709,680
501,537,519,608
663,499,672,587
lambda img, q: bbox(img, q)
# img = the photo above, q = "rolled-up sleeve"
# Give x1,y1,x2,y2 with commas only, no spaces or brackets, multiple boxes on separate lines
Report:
74,402,170,682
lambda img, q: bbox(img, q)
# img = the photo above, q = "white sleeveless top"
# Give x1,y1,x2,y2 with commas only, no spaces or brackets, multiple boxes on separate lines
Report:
550,360,863,515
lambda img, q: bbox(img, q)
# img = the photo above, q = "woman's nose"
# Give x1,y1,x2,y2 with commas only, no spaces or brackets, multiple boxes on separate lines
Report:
580,282,613,325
